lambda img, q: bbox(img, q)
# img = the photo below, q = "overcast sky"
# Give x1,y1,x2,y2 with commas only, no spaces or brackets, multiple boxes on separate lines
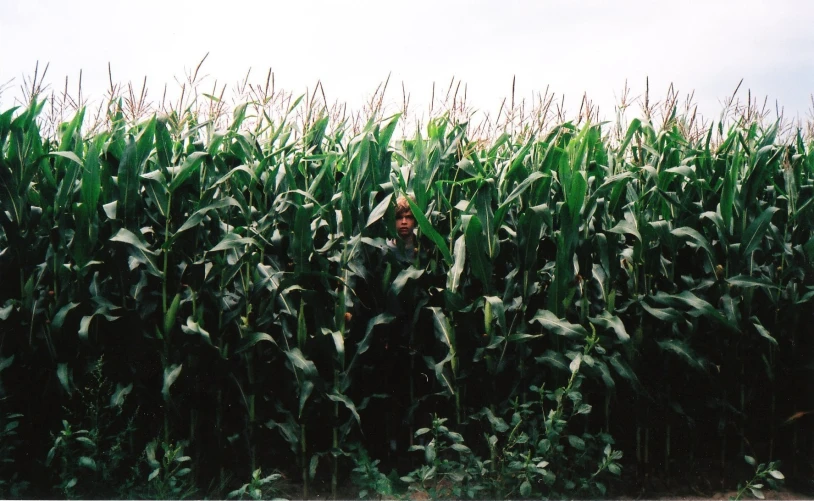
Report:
2,0,813,124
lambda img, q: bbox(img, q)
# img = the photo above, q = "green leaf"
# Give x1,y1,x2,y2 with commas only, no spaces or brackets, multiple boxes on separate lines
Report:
80,136,103,211
0,355,15,373
110,383,133,408
589,311,629,342
465,215,492,290
389,267,424,296
331,330,344,363
608,353,643,391
720,156,738,232
365,193,392,228
299,380,314,418
446,235,466,292
530,310,587,338
169,151,208,192
347,313,394,374
164,293,181,335
741,206,779,258
51,302,80,332
180,317,213,345
653,290,735,330
744,455,756,466
481,407,509,433
285,348,317,378
640,301,683,323
519,480,531,497
57,363,72,396
425,441,436,463
209,233,257,253
570,354,582,374
429,307,455,355
155,117,173,169
671,226,714,260
110,229,162,277
726,275,777,290
768,470,784,479
235,332,277,354
404,196,452,265
309,455,319,480
103,201,118,220
517,205,545,273
496,172,546,220
327,391,361,427
291,205,313,273
117,136,141,223
79,456,97,471
608,219,641,243
751,318,778,346
148,468,160,481
162,364,183,401
176,197,241,234
0,301,13,320
657,339,706,373
568,435,586,450
535,350,570,372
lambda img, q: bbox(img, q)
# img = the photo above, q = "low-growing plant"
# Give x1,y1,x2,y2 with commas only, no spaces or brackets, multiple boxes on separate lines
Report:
228,467,286,500
349,444,397,500
732,455,784,500
45,419,96,498
0,412,28,497
402,416,487,499
139,440,197,500
477,331,623,498
44,357,138,498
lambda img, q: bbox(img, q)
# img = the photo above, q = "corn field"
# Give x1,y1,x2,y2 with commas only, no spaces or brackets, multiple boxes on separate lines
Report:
0,82,812,498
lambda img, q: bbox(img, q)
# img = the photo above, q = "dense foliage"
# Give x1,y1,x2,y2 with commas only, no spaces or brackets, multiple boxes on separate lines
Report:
0,94,812,498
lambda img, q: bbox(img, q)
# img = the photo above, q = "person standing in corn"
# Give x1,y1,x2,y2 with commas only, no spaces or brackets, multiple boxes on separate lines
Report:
387,195,418,264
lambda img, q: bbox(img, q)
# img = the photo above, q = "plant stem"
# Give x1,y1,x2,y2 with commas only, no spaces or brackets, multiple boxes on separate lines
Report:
301,423,308,498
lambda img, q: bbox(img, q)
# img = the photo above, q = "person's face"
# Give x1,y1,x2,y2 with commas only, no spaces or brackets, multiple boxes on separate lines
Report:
396,211,416,239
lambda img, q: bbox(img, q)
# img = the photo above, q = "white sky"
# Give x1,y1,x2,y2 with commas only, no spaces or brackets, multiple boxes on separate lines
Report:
2,0,813,124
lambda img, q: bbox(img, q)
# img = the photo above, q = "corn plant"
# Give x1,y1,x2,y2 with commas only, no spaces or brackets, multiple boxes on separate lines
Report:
1,84,813,499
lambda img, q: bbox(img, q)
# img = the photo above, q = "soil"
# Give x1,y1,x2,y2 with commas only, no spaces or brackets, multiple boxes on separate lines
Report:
284,481,813,500
280,460,814,500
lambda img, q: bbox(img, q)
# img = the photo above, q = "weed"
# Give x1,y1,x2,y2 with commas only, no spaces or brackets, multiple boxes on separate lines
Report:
349,444,397,500
732,455,784,500
228,467,286,500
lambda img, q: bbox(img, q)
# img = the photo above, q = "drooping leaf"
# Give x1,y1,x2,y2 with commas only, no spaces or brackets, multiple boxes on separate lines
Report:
180,317,213,345
465,215,492,291
110,229,162,277
446,235,466,292
327,391,361,428
235,332,278,354
365,193,392,228
285,348,317,379
169,151,208,192
535,350,570,373
741,206,779,258
176,197,241,234
589,311,630,342
530,309,587,338
209,233,257,253
389,267,424,296
751,317,778,346
404,196,452,264
162,364,183,401
656,339,707,373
